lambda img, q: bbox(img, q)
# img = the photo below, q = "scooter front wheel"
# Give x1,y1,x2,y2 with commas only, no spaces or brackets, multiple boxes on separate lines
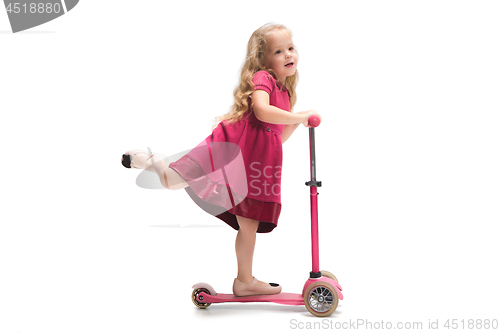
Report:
192,288,212,309
321,270,339,283
304,281,339,317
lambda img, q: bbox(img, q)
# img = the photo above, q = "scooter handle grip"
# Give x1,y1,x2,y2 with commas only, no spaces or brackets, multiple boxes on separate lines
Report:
308,115,321,128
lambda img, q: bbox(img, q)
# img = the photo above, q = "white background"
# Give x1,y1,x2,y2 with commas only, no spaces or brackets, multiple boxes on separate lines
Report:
1,1,499,332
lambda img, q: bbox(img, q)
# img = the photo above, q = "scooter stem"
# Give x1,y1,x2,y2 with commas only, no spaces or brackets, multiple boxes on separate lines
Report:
306,124,322,277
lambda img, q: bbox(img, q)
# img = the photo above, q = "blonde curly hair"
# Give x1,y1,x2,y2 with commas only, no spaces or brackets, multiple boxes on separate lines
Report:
211,23,299,131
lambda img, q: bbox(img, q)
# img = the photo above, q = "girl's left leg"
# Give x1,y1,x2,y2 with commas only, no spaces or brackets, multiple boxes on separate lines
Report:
234,215,259,283
233,215,282,296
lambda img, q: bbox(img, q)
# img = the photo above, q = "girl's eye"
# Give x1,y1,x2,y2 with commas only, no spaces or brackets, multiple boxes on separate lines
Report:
275,50,281,54
289,47,294,51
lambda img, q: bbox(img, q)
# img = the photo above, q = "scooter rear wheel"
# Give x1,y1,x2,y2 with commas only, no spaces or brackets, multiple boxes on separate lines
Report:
304,281,339,317
192,288,212,309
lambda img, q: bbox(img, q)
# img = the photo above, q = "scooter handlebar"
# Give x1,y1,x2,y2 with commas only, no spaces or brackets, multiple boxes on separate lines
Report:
308,115,321,128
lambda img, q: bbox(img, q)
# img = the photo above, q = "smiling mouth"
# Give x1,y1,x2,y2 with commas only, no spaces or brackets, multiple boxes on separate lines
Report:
285,62,294,67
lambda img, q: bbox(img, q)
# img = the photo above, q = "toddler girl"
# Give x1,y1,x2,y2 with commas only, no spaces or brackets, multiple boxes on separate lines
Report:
121,23,321,296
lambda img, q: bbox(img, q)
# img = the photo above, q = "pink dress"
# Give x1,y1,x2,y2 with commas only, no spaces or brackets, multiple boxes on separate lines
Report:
169,70,291,233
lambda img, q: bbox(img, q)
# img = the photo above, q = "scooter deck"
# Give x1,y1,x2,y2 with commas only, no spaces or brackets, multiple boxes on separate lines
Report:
198,291,305,306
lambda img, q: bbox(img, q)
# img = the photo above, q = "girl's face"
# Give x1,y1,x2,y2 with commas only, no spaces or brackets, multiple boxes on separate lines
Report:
264,30,298,84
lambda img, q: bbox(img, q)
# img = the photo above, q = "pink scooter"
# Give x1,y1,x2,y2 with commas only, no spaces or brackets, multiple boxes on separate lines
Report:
191,115,343,317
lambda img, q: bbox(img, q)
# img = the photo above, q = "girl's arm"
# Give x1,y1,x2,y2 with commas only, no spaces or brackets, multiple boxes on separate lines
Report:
252,90,304,125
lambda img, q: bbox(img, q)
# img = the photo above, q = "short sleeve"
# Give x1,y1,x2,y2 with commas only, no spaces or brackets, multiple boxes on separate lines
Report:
252,71,274,95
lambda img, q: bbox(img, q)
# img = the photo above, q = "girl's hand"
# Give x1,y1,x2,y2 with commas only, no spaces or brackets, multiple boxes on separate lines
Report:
299,110,322,127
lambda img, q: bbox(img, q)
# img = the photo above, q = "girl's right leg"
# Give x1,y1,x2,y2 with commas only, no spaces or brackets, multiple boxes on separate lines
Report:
153,158,188,190
166,166,189,190
123,151,188,190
